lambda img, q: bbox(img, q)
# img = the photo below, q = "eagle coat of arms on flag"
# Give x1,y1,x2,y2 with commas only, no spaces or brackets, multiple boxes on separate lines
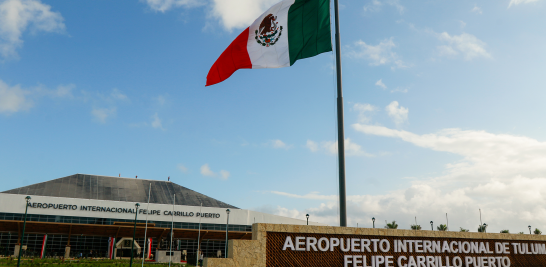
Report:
255,14,283,47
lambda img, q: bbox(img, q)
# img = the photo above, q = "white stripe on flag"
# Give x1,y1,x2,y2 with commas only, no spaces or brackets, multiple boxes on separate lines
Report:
247,0,295,69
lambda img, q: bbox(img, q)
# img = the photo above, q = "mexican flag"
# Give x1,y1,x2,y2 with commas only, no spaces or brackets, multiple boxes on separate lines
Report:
40,234,48,259
206,0,332,86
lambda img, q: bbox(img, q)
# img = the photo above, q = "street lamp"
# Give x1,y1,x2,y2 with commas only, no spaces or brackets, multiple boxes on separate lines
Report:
129,203,140,267
529,225,532,234
306,214,309,225
225,209,230,258
430,221,434,231
372,217,375,228
17,196,31,267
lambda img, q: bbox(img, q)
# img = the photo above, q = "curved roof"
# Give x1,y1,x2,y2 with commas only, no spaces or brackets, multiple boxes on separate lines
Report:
1,174,238,209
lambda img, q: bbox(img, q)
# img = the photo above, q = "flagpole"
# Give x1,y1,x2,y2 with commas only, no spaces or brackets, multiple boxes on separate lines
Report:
142,183,151,267
333,0,347,227
169,194,175,267
196,203,202,267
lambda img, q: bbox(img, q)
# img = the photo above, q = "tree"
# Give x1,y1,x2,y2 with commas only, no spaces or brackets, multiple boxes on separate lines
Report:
410,224,421,230
437,224,448,231
478,225,486,232
459,227,469,232
518,232,524,234
534,228,542,235
385,221,398,229
500,230,510,233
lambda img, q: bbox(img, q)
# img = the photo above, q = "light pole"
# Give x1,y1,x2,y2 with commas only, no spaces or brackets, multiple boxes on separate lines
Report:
306,214,309,225
17,196,31,267
372,217,375,228
129,203,140,267
430,221,433,231
225,209,230,258
529,225,532,234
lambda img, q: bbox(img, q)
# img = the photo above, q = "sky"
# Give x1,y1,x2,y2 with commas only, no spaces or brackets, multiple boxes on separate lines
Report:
1,0,546,234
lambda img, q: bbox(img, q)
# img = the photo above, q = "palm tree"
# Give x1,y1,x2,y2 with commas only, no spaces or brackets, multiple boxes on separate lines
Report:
478,225,486,233
385,221,398,229
437,224,448,231
534,228,542,235
410,224,421,230
500,230,510,233
459,227,469,232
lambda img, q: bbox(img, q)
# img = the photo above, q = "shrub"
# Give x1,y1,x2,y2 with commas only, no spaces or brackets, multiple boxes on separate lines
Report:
385,221,398,229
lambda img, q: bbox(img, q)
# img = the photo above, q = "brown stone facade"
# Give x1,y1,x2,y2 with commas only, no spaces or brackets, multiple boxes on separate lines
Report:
204,223,546,267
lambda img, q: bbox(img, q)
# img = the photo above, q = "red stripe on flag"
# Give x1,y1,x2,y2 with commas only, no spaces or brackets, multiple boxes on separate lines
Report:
206,28,252,86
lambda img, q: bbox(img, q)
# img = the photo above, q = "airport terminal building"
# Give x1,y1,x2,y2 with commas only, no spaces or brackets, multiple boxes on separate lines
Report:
0,174,314,261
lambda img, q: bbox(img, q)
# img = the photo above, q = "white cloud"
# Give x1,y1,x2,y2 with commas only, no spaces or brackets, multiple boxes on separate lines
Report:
272,206,302,219
471,5,482,14
0,80,32,114
353,124,546,185
353,103,376,123
154,95,167,106
110,88,128,101
200,164,215,177
375,79,387,89
210,0,279,31
385,101,408,125
144,0,201,12
266,139,292,149
34,84,75,98
347,38,408,69
437,32,491,60
91,107,116,123
437,45,458,56
200,163,229,180
220,170,230,180
0,0,65,59
363,0,382,12
0,80,75,115
0,80,127,121
52,84,74,98
143,0,278,31
151,113,165,130
321,138,373,157
272,191,336,201
363,0,404,14
270,126,546,231
508,0,540,7
306,140,318,152
459,21,467,29
390,87,408,93
177,164,188,173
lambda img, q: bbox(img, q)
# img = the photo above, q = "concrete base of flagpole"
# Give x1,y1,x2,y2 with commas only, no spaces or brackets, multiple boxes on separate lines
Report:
64,246,71,258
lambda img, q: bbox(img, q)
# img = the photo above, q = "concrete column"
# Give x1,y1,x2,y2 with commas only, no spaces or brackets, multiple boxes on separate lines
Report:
14,245,20,257
64,246,71,258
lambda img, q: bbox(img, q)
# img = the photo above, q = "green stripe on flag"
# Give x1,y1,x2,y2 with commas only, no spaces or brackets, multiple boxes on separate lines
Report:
287,0,332,66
